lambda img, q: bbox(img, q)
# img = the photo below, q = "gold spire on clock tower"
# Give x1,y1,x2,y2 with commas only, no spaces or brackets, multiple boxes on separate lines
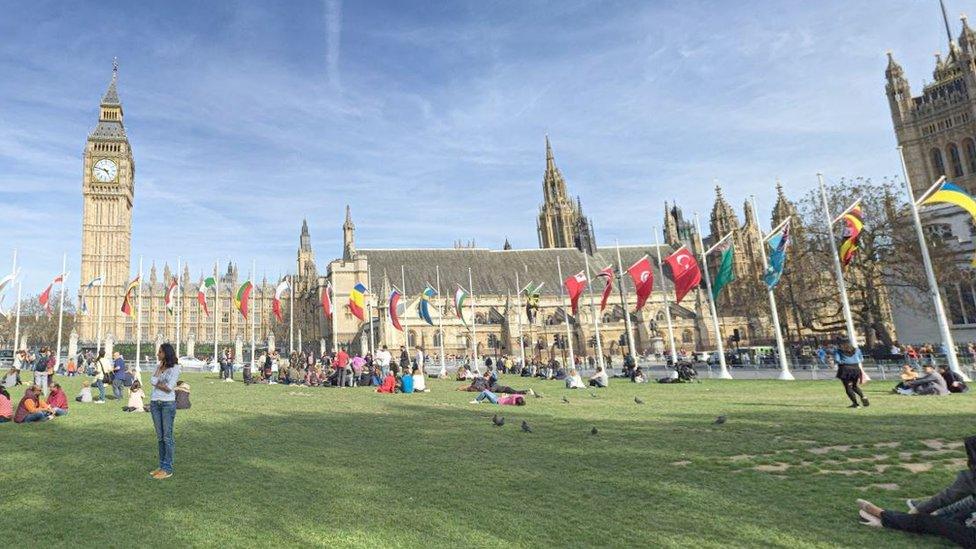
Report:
78,59,135,343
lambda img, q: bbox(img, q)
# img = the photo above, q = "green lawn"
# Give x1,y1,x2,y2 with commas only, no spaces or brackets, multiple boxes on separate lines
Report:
1,373,971,548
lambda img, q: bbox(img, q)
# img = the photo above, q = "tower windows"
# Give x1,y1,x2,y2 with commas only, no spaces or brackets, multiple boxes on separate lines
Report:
965,138,976,174
932,147,947,177
949,143,964,177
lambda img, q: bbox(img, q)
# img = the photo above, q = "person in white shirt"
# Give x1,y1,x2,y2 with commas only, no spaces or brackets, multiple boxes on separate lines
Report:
565,369,585,389
588,366,609,388
412,366,428,393
149,343,181,480
375,345,392,374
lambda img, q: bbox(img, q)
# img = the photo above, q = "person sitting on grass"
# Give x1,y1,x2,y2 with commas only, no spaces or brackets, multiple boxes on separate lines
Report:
369,366,382,387
375,369,396,394
75,380,93,403
904,435,976,519
124,380,147,412
588,366,609,388
0,386,12,423
469,390,526,405
565,369,585,389
455,365,470,381
412,366,428,393
14,385,56,423
401,368,414,394
47,383,69,416
175,380,191,410
892,364,918,393
634,367,647,383
939,365,970,394
897,364,949,396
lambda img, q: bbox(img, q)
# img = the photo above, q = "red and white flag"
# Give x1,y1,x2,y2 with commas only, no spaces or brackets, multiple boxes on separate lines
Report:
563,271,587,315
627,256,654,311
38,274,65,316
321,283,333,319
597,266,614,312
664,246,702,304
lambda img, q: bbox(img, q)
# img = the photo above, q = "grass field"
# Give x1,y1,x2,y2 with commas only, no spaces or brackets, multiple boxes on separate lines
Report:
1,373,972,548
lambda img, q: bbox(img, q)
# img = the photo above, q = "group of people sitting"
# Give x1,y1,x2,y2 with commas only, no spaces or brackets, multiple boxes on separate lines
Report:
893,364,969,396
373,365,429,394
0,383,69,423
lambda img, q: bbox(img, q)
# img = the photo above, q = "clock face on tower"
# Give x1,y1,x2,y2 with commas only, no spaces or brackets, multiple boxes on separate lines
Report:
92,158,118,182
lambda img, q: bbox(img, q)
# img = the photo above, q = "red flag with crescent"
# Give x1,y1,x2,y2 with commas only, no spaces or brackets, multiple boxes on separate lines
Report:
321,283,333,319
664,246,702,304
597,266,614,312
626,256,654,311
563,271,587,315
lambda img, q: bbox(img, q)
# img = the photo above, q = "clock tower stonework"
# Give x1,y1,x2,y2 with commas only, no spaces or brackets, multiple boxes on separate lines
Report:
78,62,134,343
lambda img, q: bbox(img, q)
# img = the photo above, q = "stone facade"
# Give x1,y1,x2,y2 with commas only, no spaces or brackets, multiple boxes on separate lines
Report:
536,136,596,254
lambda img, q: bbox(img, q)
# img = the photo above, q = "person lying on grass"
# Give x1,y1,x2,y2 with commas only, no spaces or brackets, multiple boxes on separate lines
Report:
857,436,976,547
469,390,526,405
47,383,69,416
123,380,147,412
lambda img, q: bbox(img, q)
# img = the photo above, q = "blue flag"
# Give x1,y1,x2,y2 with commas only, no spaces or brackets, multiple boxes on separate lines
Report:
763,220,791,289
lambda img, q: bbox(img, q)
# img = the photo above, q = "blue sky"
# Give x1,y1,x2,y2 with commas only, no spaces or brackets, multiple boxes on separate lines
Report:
0,0,965,291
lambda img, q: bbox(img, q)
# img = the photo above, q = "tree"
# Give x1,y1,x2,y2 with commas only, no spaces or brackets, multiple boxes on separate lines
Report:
0,290,76,350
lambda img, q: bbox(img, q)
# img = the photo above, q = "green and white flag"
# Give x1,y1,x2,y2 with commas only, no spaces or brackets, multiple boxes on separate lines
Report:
712,244,735,301
454,285,469,325
197,276,216,317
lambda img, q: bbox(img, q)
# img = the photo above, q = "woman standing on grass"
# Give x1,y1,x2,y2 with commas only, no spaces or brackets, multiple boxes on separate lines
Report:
835,343,869,408
149,343,181,480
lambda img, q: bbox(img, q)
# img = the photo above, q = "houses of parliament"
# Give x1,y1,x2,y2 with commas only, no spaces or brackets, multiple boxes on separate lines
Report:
77,54,905,359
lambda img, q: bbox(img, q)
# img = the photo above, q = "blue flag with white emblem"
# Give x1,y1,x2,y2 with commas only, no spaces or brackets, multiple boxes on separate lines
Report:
763,220,791,289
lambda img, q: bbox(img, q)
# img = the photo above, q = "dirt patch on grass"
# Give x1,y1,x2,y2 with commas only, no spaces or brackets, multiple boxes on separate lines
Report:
873,442,900,449
754,463,791,472
671,460,691,466
808,445,852,455
729,454,755,462
816,469,873,476
901,463,933,473
859,483,899,491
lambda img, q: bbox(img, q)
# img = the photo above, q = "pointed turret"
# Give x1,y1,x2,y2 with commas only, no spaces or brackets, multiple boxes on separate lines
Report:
709,185,738,238
343,205,356,260
300,218,312,251
885,50,913,122
101,58,121,107
771,180,797,227
961,14,976,53
503,237,512,250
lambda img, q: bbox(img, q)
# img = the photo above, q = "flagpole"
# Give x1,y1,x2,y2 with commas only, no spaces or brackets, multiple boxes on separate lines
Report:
331,282,338,353
899,147,967,379
250,260,256,368
556,256,576,369
289,275,295,354
750,196,793,380
614,241,638,360
693,214,732,379
401,265,410,355
55,252,67,372
818,174,862,359
9,248,16,350
469,267,478,369
367,264,375,358
514,271,527,372
14,281,21,355
653,229,679,365
176,256,182,357
96,257,105,354
584,252,605,371
212,262,218,366
436,265,446,377
136,256,143,372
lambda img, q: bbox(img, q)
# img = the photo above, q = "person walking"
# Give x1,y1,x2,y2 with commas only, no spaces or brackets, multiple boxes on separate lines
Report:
111,351,127,400
92,349,109,403
835,343,869,408
149,343,181,480
33,348,50,396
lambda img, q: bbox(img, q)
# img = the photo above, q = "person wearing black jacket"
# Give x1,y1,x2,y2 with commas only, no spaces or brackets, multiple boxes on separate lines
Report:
940,365,970,393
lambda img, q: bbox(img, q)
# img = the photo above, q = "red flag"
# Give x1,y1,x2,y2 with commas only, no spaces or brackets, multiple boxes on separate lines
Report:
38,274,65,316
626,256,654,311
664,246,702,304
597,266,613,312
389,289,403,331
321,284,333,318
563,271,587,315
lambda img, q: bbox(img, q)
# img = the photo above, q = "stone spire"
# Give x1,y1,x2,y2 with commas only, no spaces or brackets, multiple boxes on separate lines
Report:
537,135,595,253
342,205,356,260
771,180,798,227
961,14,976,53
503,237,512,250
300,218,312,252
709,185,738,238
101,58,121,106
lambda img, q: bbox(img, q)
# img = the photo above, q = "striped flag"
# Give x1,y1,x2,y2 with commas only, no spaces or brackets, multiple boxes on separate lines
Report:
79,275,103,315
597,266,614,312
165,278,179,315
272,279,290,323
349,282,367,321
235,281,253,319
121,276,140,317
839,204,864,268
197,276,216,317
39,273,66,316
389,288,403,331
321,283,333,318
454,285,469,325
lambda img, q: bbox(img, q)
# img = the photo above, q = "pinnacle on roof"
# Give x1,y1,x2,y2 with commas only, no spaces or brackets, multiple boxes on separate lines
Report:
301,218,309,236
101,58,121,106
885,50,904,80
344,205,354,228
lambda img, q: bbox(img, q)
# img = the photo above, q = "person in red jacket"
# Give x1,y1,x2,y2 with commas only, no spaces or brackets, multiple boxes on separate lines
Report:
374,370,396,394
47,383,69,416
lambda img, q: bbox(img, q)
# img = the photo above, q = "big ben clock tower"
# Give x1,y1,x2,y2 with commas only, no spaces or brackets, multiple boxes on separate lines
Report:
78,60,134,343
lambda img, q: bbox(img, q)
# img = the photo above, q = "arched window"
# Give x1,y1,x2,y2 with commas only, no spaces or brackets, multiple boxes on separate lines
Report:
932,148,947,177
433,330,442,347
656,311,666,322
949,143,964,177
681,329,693,343
965,138,976,174
408,330,417,347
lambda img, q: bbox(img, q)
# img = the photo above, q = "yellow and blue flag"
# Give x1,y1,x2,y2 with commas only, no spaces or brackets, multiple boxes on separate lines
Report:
419,285,437,326
923,182,976,264
349,282,367,321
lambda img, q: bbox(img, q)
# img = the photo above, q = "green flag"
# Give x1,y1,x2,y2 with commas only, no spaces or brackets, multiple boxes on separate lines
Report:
712,245,735,301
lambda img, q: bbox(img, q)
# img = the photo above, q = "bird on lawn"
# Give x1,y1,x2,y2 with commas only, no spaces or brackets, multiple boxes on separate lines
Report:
521,420,532,433
589,391,598,398
492,414,505,427
562,396,570,404
634,396,645,405
714,415,727,425
590,427,599,436
533,391,544,399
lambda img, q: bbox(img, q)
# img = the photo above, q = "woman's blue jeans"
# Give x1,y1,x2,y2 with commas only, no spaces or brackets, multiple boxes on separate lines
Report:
150,400,176,472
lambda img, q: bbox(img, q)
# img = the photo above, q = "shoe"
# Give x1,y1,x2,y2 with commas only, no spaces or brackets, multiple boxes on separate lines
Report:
906,499,920,513
858,509,881,527
862,398,870,407
151,470,172,479
847,403,859,408
95,400,105,404
527,388,536,396
469,400,479,404
149,469,162,477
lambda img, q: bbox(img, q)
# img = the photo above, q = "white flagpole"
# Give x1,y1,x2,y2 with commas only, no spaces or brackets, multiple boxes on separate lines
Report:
751,195,793,380
436,265,446,377
212,262,218,365
469,267,478,369
176,256,182,357
556,256,576,369
899,148,967,379
289,275,295,354
514,270,527,372
818,173,862,359
9,248,16,349
298,328,302,354
401,265,410,354
583,253,605,370
136,256,143,372
14,281,21,354
96,257,105,354
250,260,256,367
693,214,732,379
330,282,337,353
367,264,375,357
653,229,679,365
614,241,637,359
55,253,67,371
